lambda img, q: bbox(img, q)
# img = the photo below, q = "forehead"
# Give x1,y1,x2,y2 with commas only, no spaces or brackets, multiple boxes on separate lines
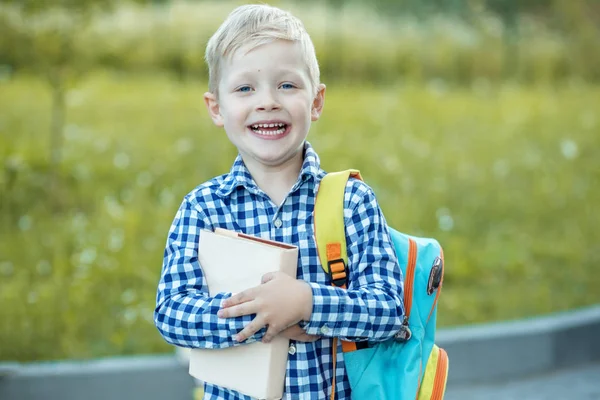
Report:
222,40,309,80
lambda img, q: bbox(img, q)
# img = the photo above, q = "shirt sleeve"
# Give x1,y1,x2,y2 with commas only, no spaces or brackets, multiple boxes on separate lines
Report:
302,183,405,341
153,197,265,349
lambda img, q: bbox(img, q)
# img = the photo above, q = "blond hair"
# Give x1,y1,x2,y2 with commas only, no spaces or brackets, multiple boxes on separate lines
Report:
205,4,320,95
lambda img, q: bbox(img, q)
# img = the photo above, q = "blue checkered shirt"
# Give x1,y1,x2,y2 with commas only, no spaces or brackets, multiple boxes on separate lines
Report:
155,142,404,399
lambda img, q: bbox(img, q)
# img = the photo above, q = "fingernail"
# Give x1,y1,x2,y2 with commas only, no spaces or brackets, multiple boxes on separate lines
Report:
217,310,224,318
233,335,240,342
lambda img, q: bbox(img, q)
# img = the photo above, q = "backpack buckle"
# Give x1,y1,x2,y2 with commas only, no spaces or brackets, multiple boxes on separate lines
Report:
327,258,347,287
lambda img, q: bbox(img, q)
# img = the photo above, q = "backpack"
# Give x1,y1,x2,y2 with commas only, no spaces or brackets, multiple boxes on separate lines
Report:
314,170,449,400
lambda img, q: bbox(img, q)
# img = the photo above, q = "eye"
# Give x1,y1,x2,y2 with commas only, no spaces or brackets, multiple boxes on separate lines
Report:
236,85,252,93
280,83,296,90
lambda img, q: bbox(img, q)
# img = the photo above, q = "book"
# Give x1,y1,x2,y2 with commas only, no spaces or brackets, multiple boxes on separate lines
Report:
188,228,298,400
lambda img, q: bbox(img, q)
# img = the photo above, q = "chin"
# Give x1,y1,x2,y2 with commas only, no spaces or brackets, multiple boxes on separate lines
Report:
254,149,300,167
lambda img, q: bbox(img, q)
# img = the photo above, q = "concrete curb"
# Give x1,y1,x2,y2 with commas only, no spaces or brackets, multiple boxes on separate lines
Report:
437,305,600,384
0,355,196,400
1,305,599,399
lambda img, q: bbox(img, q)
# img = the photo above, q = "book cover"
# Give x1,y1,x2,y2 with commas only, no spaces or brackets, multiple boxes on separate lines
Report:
188,228,298,400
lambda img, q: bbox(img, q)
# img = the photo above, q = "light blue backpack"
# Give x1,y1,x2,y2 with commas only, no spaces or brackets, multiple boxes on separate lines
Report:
314,170,449,400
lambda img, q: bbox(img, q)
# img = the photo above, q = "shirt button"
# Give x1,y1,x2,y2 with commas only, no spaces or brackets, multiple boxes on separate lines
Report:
320,325,330,335
288,343,296,355
274,218,282,228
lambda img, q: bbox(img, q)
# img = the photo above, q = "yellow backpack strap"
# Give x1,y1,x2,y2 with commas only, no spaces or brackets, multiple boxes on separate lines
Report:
314,170,363,359
314,169,362,286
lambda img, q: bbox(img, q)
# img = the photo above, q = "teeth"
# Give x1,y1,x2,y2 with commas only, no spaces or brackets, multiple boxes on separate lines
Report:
254,127,286,135
251,123,286,129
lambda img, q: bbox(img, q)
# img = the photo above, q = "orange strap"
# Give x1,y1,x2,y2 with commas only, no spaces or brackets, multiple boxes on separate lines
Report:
330,337,337,400
326,244,358,352
326,243,358,400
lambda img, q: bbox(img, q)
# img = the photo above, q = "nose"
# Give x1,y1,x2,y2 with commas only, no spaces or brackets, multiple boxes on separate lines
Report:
256,89,281,112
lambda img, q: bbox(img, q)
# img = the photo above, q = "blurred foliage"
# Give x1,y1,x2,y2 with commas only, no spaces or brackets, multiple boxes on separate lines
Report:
0,0,599,362
0,0,147,81
0,0,148,191
0,0,599,84
1,73,599,361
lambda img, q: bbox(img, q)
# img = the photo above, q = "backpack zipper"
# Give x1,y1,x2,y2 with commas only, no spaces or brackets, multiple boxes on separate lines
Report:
393,238,417,342
403,242,446,399
430,347,449,400
420,249,447,399
404,238,418,317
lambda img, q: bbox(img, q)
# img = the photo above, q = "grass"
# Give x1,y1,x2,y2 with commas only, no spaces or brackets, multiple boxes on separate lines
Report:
1,72,599,362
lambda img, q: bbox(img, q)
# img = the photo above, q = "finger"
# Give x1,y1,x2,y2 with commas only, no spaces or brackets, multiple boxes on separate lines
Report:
222,287,257,308
262,323,282,344
235,317,265,342
281,324,303,337
261,271,278,284
218,301,255,319
278,326,294,340
299,334,321,342
278,323,321,342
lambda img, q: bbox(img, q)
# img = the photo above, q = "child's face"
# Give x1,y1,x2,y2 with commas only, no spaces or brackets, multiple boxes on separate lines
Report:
204,40,325,172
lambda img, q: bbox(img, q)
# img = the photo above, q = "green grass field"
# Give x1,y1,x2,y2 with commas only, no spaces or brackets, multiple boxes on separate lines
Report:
1,72,598,361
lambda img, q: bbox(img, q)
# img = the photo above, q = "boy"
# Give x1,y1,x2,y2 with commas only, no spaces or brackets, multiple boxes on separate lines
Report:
154,4,404,399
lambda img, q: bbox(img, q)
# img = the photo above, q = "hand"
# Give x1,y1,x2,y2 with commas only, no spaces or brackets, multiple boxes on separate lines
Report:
280,324,321,343
218,272,313,344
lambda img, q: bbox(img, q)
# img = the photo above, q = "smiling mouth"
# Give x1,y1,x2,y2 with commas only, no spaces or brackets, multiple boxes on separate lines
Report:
249,122,288,136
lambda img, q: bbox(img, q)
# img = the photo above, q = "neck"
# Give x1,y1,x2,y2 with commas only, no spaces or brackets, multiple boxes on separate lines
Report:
242,151,304,207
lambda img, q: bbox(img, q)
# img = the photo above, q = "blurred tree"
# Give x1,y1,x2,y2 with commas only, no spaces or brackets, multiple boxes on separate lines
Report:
484,0,520,79
0,0,145,202
551,0,600,81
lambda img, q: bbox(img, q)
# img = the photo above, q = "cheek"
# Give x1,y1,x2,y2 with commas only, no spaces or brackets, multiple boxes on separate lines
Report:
221,101,247,124
288,98,312,118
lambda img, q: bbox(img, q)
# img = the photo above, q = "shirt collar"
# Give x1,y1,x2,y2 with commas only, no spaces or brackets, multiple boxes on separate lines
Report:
299,141,322,183
215,141,323,198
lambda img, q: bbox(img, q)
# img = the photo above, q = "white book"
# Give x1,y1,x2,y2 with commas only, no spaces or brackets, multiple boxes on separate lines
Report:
188,228,298,400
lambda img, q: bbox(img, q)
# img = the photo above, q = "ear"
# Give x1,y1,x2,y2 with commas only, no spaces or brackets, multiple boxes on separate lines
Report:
311,84,326,121
204,92,224,127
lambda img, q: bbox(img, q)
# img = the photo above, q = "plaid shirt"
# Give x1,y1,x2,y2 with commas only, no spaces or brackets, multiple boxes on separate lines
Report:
155,142,404,399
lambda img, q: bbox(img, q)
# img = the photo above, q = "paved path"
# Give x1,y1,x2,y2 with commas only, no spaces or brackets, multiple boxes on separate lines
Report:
445,363,600,400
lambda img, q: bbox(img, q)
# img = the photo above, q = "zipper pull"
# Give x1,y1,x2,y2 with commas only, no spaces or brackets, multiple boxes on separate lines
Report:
394,316,412,342
427,256,443,295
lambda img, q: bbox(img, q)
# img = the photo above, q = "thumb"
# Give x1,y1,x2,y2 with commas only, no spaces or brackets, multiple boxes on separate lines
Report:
261,271,278,284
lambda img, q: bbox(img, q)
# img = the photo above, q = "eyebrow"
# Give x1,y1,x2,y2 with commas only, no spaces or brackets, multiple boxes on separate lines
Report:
277,69,304,80
228,68,305,83
228,71,255,81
